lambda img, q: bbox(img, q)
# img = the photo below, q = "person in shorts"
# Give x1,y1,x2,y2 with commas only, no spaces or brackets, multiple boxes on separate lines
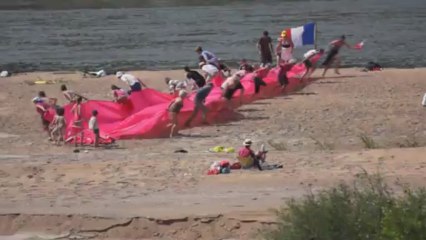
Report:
301,49,324,81
257,31,273,67
89,110,99,147
221,70,246,109
184,82,213,127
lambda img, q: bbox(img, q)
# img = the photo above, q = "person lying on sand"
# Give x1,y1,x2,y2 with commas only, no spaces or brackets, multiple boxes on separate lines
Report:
61,84,88,103
300,49,324,82
221,70,246,109
184,66,206,88
116,71,147,94
167,90,188,138
238,139,267,171
83,69,107,78
185,82,213,127
49,107,66,146
111,85,129,103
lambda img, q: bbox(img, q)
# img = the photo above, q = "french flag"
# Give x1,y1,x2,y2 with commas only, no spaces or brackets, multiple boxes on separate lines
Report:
284,22,316,48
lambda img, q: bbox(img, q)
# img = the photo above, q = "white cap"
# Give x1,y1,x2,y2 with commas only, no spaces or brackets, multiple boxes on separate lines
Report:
116,71,124,78
288,59,297,64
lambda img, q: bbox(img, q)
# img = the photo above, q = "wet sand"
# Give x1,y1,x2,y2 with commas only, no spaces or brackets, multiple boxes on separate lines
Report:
1,68,426,239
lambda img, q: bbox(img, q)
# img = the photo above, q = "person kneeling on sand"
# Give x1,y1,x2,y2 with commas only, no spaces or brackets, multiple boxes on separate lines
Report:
221,70,246,109
238,139,267,171
167,90,188,138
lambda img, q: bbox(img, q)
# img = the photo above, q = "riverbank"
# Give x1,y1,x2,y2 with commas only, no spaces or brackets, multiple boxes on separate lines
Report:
1,68,426,239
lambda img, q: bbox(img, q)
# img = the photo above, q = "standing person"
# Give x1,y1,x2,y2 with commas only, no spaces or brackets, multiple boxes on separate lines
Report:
184,66,206,88
167,90,187,138
184,82,214,127
322,35,353,77
88,110,100,147
257,31,274,67
111,85,128,103
116,71,147,94
61,84,88,103
199,62,219,83
32,91,51,139
195,46,220,68
301,49,325,81
278,59,297,90
276,30,294,64
221,70,246,108
70,97,84,147
49,107,66,145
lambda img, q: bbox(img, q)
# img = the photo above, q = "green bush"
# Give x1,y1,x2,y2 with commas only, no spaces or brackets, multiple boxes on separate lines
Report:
264,173,426,240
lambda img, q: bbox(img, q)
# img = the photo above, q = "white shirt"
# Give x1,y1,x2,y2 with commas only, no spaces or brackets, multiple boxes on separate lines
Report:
120,73,139,86
88,116,98,130
169,79,197,92
303,49,319,60
201,64,219,76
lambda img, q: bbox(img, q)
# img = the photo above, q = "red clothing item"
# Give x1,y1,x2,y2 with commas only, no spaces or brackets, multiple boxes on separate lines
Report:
238,146,254,158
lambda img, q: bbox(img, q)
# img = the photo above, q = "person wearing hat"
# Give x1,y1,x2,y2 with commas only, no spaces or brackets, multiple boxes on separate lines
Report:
238,139,266,171
221,70,246,108
195,46,220,68
321,35,354,77
184,82,214,127
116,71,147,94
300,48,325,82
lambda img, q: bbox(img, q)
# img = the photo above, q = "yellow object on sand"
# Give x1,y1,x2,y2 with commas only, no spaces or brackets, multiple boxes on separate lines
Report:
34,80,48,84
209,146,224,153
224,147,235,153
237,156,254,168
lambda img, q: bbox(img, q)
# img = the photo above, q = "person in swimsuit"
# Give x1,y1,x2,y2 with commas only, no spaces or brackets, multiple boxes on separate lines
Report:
61,84,88,103
70,97,84,147
49,107,66,145
185,82,214,127
322,35,353,77
278,59,297,90
111,85,128,103
167,90,188,138
276,30,294,64
221,70,246,109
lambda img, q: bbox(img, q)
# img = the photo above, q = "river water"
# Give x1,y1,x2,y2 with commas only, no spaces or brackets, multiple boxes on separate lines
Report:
0,0,425,72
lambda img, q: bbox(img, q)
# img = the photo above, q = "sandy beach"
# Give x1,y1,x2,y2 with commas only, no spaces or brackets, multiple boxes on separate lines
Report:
1,68,426,239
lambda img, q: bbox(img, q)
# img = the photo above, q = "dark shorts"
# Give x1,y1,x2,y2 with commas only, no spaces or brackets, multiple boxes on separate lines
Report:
303,59,313,68
130,82,142,92
254,76,266,94
224,82,244,100
278,73,288,86
93,128,100,135
261,53,273,65
322,48,339,66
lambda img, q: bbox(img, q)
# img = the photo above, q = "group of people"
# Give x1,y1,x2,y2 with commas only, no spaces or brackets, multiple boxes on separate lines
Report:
33,30,355,152
33,85,101,147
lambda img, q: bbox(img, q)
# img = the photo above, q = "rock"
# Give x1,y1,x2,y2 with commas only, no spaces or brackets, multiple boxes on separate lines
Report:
200,218,214,223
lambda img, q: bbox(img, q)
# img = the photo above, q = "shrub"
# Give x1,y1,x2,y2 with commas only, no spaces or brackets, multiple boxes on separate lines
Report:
359,133,378,149
264,173,426,240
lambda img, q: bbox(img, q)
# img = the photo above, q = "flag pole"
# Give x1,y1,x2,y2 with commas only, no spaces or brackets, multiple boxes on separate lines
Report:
314,23,318,49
